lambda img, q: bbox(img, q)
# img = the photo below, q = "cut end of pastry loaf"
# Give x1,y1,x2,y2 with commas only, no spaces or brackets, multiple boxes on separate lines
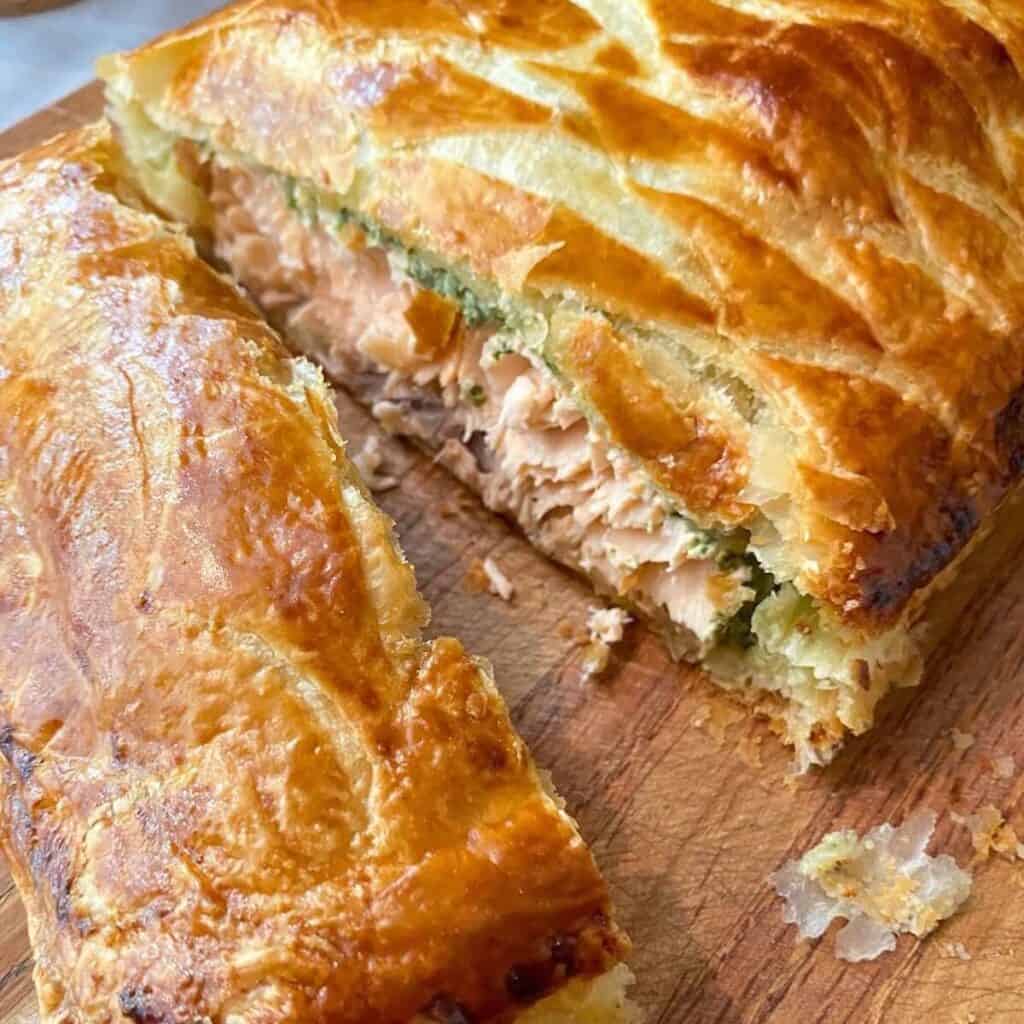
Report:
0,122,633,1023
100,0,1024,763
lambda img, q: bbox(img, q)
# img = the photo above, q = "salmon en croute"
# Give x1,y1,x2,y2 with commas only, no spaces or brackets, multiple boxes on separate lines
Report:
0,124,634,1024
101,0,1024,765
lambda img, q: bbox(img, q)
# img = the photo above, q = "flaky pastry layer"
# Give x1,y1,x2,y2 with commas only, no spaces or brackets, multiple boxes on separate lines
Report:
0,125,630,1024
99,0,1024,631
100,0,1024,760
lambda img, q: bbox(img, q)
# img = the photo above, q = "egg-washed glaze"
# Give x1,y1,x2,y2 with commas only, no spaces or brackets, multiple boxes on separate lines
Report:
99,0,1024,633
0,125,628,1024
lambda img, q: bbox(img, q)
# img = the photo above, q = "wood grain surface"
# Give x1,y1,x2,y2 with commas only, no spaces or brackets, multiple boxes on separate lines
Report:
3,85,1024,1024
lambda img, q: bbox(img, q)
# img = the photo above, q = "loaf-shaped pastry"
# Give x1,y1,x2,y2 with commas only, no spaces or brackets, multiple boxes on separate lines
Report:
0,124,632,1024
101,1,1024,764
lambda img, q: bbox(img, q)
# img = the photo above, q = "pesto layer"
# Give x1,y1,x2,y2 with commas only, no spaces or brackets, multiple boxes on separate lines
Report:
279,174,778,650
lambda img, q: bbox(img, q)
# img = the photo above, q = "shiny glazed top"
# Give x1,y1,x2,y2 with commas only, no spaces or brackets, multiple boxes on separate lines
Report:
0,125,623,1024
101,0,1024,630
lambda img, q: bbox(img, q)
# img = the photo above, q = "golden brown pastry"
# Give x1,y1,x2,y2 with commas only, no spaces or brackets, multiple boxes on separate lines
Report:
0,124,633,1024
101,0,1024,764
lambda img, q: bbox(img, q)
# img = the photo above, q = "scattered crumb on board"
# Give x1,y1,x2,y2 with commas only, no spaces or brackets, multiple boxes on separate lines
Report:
587,606,632,645
737,730,764,769
579,606,632,679
351,436,399,492
463,557,514,601
692,699,746,743
954,805,1022,863
951,729,976,752
481,557,514,601
579,641,611,678
940,940,972,961
464,559,488,594
772,810,972,962
370,399,405,435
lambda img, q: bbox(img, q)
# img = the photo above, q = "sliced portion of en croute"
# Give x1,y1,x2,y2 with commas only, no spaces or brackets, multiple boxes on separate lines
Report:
0,122,634,1024
772,810,972,962
102,0,1024,766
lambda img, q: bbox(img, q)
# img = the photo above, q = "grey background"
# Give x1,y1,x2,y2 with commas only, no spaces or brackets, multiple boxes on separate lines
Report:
0,0,222,130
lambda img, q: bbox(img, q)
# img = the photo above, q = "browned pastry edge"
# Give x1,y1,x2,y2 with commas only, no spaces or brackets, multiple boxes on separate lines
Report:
0,123,627,1024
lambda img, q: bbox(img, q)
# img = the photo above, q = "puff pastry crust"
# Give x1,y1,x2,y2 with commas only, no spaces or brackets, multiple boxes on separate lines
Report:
100,0,1024,630
0,125,628,1023
100,0,1024,760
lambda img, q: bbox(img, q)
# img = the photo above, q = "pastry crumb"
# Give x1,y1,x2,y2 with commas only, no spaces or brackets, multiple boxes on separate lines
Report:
580,640,612,679
737,730,765,768
481,557,514,601
962,805,1020,862
578,607,631,679
465,557,515,600
692,698,746,743
992,754,1016,779
772,809,972,962
940,941,972,961
370,399,406,435
351,435,399,492
951,729,976,752
586,606,631,646
464,559,489,594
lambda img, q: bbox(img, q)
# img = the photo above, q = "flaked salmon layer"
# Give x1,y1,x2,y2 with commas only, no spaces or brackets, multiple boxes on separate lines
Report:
208,157,754,655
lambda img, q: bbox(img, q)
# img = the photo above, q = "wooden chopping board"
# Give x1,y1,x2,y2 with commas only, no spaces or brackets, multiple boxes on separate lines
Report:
3,84,1024,1024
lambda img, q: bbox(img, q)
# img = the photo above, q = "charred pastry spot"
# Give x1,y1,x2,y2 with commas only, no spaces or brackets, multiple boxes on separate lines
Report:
118,988,174,1024
853,659,871,691
136,589,153,612
8,794,33,852
110,733,128,767
464,430,495,473
13,746,34,783
859,576,899,616
0,726,35,782
29,834,73,925
359,686,382,713
945,502,977,539
550,934,579,974
861,501,978,616
471,738,509,773
505,959,558,1003
0,724,15,763
996,385,1024,477
54,885,73,927
989,39,1014,69
423,995,473,1024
